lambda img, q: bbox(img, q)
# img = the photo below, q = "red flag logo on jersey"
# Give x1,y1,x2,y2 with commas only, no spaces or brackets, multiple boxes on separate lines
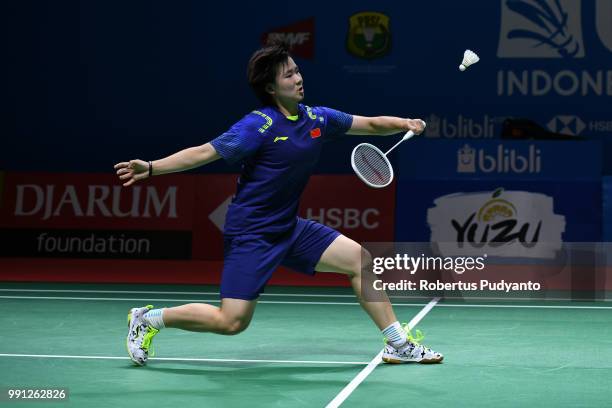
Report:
310,128,321,138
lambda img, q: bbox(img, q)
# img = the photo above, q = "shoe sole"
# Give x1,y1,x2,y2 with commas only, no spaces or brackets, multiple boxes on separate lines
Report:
382,355,444,364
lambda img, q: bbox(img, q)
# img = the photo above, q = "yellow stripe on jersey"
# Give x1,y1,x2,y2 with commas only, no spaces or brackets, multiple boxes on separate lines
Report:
251,110,273,133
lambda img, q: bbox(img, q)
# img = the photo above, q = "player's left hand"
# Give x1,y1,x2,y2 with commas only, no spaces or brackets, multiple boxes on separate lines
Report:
114,159,149,187
405,119,426,135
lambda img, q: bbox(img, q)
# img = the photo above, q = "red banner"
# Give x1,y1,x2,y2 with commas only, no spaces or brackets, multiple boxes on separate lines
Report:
0,172,195,230
0,172,392,287
192,174,238,259
299,175,395,243
190,174,396,259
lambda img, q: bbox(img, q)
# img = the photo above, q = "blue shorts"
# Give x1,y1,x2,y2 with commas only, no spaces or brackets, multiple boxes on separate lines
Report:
220,217,341,300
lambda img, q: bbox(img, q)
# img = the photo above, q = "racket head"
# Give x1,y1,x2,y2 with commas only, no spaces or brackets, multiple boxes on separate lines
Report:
351,143,394,188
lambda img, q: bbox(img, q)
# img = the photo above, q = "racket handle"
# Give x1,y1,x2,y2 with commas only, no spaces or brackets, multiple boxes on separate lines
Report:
401,130,415,141
385,120,426,155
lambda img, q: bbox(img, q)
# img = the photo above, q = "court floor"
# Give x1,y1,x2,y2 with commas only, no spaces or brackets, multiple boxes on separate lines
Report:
1,282,611,407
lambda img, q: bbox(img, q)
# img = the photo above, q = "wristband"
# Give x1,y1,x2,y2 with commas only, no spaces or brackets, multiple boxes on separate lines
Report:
148,161,153,177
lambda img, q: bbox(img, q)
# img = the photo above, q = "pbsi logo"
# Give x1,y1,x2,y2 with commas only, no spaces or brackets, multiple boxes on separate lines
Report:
261,18,315,60
346,12,391,59
457,144,541,174
497,0,584,58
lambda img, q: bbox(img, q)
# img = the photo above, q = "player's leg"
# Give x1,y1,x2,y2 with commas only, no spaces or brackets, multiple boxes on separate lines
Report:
126,299,256,366
314,233,443,364
314,234,396,330
127,233,285,366
163,298,256,334
281,219,395,329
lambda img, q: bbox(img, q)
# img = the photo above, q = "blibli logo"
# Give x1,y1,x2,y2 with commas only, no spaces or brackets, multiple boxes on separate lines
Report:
457,144,541,174
425,114,495,139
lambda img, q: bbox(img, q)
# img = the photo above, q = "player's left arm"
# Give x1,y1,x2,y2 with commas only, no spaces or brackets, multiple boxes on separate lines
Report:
346,115,425,136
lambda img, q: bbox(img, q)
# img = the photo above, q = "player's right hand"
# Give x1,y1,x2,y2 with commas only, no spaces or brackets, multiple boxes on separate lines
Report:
406,119,426,135
114,159,149,187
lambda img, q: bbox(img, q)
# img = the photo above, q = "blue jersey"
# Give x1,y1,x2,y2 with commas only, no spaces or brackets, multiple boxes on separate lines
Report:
211,104,353,236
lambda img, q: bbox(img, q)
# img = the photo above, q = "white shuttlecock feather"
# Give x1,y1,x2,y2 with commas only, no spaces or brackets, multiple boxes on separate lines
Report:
459,49,480,71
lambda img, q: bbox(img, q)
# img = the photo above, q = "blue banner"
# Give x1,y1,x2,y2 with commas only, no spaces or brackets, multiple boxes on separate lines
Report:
4,1,611,173
395,140,601,180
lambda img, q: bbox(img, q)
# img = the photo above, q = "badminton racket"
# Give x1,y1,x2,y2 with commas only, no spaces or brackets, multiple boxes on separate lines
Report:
351,121,425,188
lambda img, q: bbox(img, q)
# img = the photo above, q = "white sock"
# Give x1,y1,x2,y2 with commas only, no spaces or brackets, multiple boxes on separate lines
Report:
382,321,407,348
143,308,165,330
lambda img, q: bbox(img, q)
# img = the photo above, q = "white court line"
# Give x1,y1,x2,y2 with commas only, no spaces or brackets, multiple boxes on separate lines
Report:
434,303,612,310
0,353,369,365
0,288,354,298
0,295,610,309
0,295,381,305
326,297,440,408
1,288,608,303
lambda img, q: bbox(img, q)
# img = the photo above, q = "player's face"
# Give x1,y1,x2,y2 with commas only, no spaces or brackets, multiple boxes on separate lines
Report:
270,57,304,104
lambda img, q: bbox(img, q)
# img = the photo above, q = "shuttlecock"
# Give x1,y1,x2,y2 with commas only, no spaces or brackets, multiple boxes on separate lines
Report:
459,49,480,71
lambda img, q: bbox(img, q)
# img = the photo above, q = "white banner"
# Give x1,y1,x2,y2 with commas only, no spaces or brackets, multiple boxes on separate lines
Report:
427,188,566,258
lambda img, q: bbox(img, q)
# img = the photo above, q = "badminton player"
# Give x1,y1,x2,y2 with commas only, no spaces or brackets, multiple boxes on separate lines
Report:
114,43,443,365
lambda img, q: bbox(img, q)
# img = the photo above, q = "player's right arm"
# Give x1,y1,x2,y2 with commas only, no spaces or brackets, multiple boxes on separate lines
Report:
114,142,220,187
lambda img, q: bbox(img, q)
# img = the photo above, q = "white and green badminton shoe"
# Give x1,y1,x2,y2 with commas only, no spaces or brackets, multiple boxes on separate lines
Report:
382,324,443,364
126,305,159,366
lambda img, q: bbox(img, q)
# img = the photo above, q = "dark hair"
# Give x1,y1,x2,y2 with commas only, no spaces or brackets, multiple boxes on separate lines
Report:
247,42,292,106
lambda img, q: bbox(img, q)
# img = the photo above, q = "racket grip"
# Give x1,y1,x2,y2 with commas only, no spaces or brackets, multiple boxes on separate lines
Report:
402,131,415,141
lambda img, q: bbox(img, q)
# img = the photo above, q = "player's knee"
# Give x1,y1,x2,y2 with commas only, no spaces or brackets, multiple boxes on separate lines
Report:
220,316,251,335
348,247,372,279
362,249,373,272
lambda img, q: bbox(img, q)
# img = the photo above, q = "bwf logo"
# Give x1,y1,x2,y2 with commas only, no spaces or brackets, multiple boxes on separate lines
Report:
497,0,585,58
498,0,612,58
457,144,542,174
496,1,612,96
261,18,315,60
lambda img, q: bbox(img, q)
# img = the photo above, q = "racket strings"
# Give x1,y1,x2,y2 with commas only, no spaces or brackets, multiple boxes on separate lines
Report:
352,144,392,187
